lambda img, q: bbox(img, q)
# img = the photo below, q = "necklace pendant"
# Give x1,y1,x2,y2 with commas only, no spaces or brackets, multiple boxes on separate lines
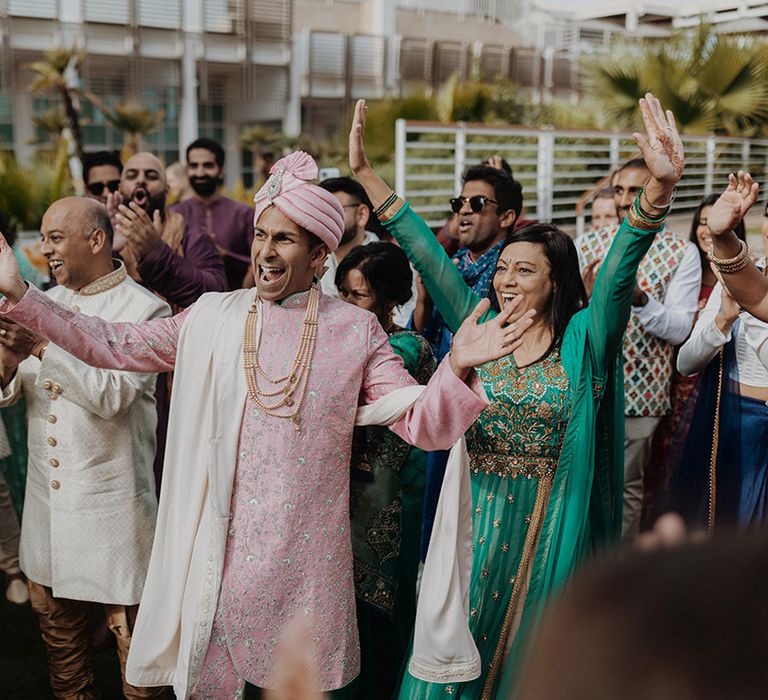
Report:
292,414,300,430
284,395,294,407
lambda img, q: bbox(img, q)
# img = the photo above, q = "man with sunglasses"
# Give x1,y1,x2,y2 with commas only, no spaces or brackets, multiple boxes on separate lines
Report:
412,165,523,558
83,151,122,206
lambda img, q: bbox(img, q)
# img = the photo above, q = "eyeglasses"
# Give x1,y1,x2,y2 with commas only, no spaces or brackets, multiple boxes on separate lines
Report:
449,195,498,214
341,202,362,209
86,180,120,196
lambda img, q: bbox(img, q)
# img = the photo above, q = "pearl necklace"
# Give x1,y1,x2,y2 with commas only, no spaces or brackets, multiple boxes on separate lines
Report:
243,286,320,429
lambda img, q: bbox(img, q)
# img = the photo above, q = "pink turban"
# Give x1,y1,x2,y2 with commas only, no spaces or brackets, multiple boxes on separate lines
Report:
253,151,344,252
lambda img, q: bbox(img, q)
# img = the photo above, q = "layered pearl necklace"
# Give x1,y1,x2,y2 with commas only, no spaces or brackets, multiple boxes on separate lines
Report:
243,286,320,429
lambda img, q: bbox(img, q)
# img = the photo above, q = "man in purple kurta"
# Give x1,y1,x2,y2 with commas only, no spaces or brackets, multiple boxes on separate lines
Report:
113,152,228,486
171,138,255,290
0,152,528,698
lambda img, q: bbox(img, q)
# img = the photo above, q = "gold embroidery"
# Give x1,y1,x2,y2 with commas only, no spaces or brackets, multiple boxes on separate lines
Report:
481,474,554,700
79,260,127,296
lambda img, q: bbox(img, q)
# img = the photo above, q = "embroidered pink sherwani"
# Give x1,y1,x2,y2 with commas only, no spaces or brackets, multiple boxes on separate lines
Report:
1,285,488,697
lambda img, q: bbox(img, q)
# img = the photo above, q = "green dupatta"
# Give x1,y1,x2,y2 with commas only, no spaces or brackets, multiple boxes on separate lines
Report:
384,205,656,694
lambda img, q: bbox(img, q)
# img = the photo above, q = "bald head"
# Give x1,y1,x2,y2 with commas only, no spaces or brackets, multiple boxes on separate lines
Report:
124,152,166,185
120,152,168,214
46,197,113,244
41,197,115,290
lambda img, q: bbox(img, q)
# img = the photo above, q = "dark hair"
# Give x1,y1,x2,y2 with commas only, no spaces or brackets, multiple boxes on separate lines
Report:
318,177,372,210
518,533,768,699
335,242,413,309
318,176,387,239
82,151,122,183
689,193,746,264
491,223,587,352
615,157,648,176
690,192,747,245
186,138,225,168
463,165,523,220
480,157,513,176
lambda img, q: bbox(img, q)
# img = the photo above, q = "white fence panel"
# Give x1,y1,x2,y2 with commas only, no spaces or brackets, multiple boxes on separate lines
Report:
395,120,768,230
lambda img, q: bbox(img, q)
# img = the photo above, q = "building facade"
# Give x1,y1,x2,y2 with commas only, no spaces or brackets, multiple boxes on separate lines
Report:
0,0,678,187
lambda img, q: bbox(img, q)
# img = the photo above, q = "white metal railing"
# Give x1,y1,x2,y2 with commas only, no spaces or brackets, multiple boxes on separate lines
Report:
395,120,768,230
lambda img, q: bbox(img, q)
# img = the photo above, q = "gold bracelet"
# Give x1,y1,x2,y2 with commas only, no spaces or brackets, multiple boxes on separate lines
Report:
376,196,406,223
710,239,749,273
373,191,398,217
625,202,665,232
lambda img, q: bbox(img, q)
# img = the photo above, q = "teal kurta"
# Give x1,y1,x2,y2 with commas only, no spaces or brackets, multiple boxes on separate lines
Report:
336,328,435,700
386,204,656,698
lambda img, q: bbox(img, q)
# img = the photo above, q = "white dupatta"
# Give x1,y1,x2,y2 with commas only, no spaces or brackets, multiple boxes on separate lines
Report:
356,390,481,683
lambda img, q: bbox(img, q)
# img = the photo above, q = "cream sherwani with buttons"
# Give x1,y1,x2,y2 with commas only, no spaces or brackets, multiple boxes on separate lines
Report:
0,263,170,604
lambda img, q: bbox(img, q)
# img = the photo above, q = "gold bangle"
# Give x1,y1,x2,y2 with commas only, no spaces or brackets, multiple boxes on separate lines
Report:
376,196,406,223
710,239,749,273
625,203,665,232
373,191,398,217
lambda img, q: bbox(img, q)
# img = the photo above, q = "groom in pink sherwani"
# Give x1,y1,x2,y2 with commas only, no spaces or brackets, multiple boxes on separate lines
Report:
0,152,529,698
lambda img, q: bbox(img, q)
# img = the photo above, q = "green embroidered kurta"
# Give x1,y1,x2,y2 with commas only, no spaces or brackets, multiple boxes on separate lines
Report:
386,205,656,698
336,328,435,700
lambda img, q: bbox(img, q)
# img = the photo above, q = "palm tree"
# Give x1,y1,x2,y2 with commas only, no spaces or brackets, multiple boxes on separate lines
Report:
26,47,87,164
583,24,768,136
87,97,164,159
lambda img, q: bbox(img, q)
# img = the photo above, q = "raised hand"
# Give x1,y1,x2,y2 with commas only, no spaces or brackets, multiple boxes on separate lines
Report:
449,297,536,378
0,234,27,305
707,171,760,238
633,93,685,186
349,99,371,175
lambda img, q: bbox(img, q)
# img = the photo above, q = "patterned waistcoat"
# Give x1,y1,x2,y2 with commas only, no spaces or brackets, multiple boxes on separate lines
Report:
578,226,688,417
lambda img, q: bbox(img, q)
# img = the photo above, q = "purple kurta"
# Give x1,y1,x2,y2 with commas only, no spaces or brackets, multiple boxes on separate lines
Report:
135,220,227,308
0,287,487,693
171,196,254,290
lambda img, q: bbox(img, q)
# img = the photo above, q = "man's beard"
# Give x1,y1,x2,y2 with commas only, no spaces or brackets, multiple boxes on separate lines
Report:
126,189,166,220
339,223,358,247
190,175,222,198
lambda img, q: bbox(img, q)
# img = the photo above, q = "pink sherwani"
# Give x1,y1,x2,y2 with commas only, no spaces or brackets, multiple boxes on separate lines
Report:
2,285,487,696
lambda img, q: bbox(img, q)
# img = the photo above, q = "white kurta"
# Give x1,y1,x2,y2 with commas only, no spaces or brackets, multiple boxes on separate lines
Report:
0,264,170,604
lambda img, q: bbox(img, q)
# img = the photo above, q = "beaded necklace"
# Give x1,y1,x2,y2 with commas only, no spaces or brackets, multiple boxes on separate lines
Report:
243,286,320,429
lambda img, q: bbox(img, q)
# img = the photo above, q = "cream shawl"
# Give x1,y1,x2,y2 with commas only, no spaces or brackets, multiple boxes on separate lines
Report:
126,289,479,698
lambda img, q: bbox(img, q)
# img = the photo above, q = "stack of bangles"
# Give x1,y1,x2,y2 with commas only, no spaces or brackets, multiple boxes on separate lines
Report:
626,182,675,231
373,191,404,222
710,239,750,274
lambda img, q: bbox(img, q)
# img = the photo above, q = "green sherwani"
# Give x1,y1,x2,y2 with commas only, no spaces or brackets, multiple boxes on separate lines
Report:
386,205,656,698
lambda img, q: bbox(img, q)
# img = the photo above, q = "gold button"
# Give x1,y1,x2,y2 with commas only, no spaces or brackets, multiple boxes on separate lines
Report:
49,458,59,468
52,384,62,394
42,380,52,390
50,480,60,490
47,437,57,447
48,415,57,424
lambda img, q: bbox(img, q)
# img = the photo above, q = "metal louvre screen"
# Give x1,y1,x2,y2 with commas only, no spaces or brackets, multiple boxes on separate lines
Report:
84,0,129,24
250,0,290,41
395,120,768,230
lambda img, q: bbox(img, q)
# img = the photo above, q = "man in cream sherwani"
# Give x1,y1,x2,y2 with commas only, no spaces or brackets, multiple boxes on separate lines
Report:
0,197,168,699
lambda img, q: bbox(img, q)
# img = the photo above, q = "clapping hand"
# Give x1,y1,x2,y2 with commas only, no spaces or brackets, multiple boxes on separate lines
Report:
115,202,163,259
449,297,536,379
706,171,760,239
349,99,371,175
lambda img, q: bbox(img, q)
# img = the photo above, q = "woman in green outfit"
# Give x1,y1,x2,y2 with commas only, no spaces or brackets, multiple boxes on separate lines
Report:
334,241,436,700
349,93,685,698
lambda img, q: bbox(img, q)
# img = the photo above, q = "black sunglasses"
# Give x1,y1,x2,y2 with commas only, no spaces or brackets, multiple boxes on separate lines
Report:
86,179,120,196
449,195,499,214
